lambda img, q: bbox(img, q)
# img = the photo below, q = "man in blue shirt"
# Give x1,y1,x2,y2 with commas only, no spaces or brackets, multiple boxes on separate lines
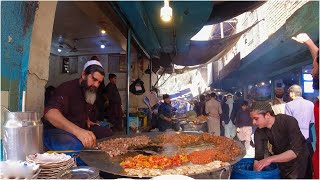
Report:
158,94,174,131
285,84,314,157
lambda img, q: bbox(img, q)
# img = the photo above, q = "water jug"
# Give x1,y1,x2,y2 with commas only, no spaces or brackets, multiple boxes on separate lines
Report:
2,112,43,160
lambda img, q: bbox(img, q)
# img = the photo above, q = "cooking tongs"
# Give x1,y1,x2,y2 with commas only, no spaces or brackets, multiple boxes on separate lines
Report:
47,147,160,155
47,146,102,154
127,149,160,155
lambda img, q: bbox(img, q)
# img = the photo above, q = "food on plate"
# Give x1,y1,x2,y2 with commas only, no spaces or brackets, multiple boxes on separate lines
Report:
98,135,151,157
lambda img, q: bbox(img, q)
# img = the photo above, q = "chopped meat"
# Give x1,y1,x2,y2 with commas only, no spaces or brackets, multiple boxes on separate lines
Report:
98,135,151,157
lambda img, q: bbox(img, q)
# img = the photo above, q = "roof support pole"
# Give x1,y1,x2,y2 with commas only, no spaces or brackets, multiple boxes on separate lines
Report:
109,2,151,59
150,60,152,90
220,22,224,38
126,29,132,135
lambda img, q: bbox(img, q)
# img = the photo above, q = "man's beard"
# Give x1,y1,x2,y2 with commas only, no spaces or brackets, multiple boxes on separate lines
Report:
313,75,319,90
85,90,96,105
81,79,97,104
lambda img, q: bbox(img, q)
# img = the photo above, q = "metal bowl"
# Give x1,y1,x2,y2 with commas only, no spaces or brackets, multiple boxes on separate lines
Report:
56,166,99,179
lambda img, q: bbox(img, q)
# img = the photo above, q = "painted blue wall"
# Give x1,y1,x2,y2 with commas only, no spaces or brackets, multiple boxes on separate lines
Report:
1,1,37,111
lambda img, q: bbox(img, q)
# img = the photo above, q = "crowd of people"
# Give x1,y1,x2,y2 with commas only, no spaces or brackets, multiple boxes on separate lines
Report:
192,32,319,179
41,33,318,179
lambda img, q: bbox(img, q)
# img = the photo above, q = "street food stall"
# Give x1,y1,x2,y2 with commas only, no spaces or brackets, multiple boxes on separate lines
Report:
171,114,208,132
80,132,245,179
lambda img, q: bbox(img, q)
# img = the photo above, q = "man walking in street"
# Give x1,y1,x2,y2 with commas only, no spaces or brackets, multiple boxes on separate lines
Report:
205,92,222,135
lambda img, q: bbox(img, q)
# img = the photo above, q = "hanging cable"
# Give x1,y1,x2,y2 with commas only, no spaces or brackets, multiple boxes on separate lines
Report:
153,67,166,87
158,74,173,87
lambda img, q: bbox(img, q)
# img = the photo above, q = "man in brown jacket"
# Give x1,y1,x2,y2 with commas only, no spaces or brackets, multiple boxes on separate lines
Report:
205,92,222,135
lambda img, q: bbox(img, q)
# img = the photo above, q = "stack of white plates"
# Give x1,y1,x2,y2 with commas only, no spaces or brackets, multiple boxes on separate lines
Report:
0,160,40,179
26,152,76,179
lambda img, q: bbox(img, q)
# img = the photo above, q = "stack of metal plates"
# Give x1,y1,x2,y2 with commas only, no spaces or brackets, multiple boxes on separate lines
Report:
57,166,100,179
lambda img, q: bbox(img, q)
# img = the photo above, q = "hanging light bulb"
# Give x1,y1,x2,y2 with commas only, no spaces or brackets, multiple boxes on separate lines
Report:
101,29,106,34
160,0,172,22
58,44,63,52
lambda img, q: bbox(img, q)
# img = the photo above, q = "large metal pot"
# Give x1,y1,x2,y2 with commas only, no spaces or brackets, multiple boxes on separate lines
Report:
2,112,43,160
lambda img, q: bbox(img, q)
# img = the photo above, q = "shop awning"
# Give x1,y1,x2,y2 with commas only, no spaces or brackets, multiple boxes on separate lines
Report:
169,88,192,99
172,20,262,66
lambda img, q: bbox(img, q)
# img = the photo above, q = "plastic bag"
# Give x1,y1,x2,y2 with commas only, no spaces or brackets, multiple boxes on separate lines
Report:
129,79,145,95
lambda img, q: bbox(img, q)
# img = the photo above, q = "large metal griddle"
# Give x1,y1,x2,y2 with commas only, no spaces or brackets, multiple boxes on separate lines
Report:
79,132,246,178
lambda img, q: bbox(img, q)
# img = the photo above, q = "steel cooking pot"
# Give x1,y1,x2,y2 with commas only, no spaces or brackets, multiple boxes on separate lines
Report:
2,112,43,160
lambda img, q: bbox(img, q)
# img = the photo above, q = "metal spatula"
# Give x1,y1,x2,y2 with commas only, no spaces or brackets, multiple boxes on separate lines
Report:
127,149,160,155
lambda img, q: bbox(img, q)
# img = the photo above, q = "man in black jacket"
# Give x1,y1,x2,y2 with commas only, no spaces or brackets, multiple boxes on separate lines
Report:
251,101,312,178
105,73,123,131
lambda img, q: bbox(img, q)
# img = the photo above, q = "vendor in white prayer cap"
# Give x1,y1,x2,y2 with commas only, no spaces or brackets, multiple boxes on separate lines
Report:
42,58,113,153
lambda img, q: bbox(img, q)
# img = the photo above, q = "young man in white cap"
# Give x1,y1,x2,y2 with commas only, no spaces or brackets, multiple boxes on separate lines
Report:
42,60,112,152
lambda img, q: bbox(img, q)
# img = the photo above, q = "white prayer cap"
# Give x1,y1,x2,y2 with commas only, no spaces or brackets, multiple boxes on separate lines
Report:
83,60,103,70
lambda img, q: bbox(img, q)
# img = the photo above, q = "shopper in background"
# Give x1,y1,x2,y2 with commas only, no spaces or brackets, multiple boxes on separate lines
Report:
205,92,222,135
105,73,123,131
194,94,206,116
292,32,319,179
222,93,236,139
145,87,160,130
220,96,228,136
231,92,244,124
235,101,252,150
285,84,314,158
270,87,286,115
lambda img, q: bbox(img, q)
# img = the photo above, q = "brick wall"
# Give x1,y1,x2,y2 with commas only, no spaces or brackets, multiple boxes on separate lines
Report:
218,0,309,76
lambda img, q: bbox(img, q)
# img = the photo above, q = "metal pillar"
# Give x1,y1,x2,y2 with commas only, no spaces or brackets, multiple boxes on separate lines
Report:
220,22,224,38
150,60,152,90
126,29,131,135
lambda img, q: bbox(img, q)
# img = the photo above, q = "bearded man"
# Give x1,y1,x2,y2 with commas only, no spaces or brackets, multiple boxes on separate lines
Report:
43,60,113,151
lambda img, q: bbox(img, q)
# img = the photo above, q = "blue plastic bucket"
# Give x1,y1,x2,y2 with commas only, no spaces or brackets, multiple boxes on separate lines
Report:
231,158,281,179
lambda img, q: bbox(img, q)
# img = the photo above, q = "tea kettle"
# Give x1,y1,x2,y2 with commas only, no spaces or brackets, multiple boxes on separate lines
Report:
2,112,43,160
